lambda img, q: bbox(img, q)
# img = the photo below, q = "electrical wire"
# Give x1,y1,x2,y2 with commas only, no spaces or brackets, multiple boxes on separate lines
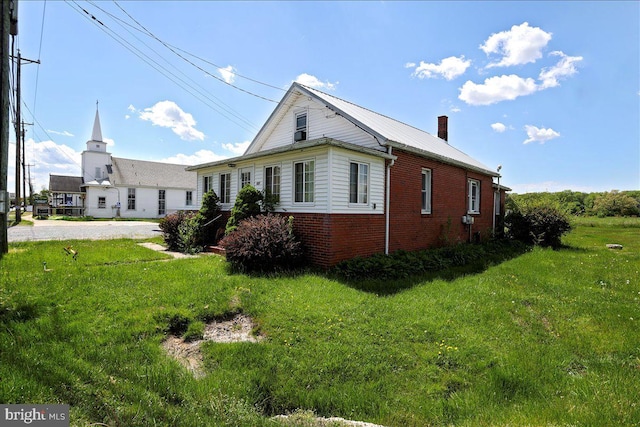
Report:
31,0,47,121
65,1,260,133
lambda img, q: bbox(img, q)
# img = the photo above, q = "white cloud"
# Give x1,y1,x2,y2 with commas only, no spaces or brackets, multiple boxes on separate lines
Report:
104,137,115,147
127,104,136,112
46,129,74,137
411,56,471,80
158,149,228,166
523,125,560,144
404,62,416,68
7,138,83,192
124,115,130,120
491,122,507,133
218,65,236,84
481,22,552,68
538,51,583,89
139,101,205,141
510,181,602,194
222,140,251,155
295,73,338,90
459,74,538,105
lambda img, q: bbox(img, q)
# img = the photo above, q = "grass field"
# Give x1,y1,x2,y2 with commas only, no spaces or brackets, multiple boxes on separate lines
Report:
1,218,638,426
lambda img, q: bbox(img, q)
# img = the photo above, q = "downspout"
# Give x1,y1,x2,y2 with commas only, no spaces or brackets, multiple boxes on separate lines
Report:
385,146,395,255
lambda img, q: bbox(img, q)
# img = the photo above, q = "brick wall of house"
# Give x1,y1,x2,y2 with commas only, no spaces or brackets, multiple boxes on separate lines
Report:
291,213,385,267
388,150,496,252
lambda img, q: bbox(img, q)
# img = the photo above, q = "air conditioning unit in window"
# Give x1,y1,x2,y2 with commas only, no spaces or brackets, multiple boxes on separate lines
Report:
294,131,306,142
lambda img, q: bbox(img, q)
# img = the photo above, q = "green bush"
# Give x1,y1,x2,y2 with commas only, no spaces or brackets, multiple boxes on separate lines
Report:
505,205,572,248
159,211,197,252
332,240,527,281
225,185,263,234
220,214,304,273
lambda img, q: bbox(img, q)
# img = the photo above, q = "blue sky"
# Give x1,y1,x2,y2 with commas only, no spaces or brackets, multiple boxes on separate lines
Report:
9,1,639,194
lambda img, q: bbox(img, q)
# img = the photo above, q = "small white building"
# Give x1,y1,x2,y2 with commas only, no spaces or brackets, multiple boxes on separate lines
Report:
78,108,197,219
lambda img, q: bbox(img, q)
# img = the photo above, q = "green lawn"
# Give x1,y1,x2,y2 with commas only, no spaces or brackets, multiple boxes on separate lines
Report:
1,218,639,426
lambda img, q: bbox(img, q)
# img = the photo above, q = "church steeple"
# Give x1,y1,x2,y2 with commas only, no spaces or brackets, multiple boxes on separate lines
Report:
91,101,103,142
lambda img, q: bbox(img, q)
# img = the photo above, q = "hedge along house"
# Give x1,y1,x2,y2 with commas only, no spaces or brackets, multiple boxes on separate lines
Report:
188,83,508,268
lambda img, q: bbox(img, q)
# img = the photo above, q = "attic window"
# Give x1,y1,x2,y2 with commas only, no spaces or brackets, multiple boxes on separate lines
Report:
294,112,307,142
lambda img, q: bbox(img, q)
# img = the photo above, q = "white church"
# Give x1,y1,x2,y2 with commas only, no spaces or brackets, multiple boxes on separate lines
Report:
49,108,197,219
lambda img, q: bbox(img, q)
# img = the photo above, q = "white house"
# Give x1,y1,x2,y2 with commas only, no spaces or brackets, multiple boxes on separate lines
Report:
54,108,197,219
187,83,507,267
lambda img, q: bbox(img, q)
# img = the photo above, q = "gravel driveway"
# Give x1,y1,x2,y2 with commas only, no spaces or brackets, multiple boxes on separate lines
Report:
8,218,162,242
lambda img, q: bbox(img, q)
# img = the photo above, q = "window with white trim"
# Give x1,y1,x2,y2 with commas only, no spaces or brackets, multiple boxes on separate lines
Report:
468,179,480,214
294,111,307,141
421,168,432,214
264,165,281,199
203,175,212,194
239,168,252,189
220,173,231,204
349,162,369,204
98,196,106,209
158,190,166,216
127,188,136,210
186,191,193,206
294,160,314,203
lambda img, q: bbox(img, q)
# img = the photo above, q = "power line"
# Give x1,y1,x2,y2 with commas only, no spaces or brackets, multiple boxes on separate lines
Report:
67,1,263,132
111,0,284,97
31,0,47,120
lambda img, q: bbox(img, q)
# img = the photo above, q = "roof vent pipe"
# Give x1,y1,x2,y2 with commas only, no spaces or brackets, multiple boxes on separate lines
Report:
438,115,448,142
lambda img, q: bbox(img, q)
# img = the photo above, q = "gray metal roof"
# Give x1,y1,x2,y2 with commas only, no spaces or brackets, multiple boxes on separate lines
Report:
49,174,84,193
296,83,497,176
109,157,196,189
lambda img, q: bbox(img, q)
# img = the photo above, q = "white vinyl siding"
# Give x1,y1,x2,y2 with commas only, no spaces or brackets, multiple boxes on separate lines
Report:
254,95,384,153
193,146,385,215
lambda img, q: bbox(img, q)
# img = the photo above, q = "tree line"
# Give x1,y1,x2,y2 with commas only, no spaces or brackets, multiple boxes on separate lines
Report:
507,190,640,217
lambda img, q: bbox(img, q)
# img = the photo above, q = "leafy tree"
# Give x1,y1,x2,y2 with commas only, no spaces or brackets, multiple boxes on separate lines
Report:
590,191,639,217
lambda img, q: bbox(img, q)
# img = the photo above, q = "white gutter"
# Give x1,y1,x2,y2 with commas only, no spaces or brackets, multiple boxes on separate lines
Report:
385,146,395,255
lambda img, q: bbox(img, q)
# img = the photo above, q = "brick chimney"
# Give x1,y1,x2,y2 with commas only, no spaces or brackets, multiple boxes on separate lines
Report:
438,115,448,142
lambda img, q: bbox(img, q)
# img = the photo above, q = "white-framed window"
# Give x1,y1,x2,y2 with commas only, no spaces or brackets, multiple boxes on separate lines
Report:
186,191,193,206
294,159,315,203
203,175,212,194
127,188,136,210
220,172,231,204
98,196,106,209
349,162,369,204
294,111,307,141
239,167,252,189
158,190,166,216
422,168,432,214
468,179,480,214
264,165,281,199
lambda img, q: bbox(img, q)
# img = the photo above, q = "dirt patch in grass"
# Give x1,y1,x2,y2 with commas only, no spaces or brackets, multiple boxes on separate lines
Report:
274,412,387,427
162,313,261,378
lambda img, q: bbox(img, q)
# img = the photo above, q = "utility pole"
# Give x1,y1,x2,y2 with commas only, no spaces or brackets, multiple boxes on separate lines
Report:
14,50,20,222
0,1,16,257
22,121,31,211
26,163,34,204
